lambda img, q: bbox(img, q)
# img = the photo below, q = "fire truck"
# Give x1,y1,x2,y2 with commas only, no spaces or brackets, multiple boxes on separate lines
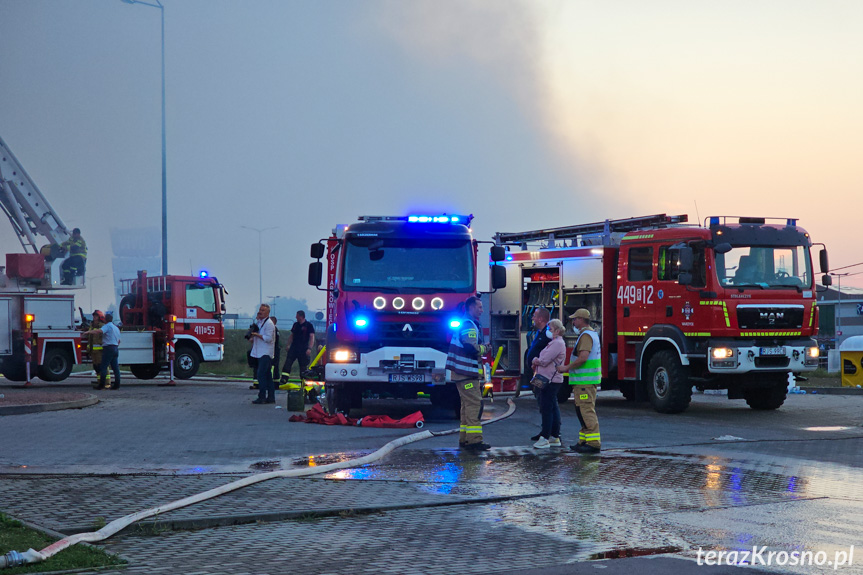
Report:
0,134,227,383
487,214,830,413
308,214,506,414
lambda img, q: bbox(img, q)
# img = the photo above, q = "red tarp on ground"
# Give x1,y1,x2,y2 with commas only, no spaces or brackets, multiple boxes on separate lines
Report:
289,403,424,428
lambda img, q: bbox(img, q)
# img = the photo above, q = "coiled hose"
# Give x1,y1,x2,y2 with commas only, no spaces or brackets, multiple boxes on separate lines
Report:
2,398,516,569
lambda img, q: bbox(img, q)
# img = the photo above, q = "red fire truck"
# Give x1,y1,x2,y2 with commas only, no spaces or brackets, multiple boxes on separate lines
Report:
308,214,506,414
0,134,227,383
487,214,830,413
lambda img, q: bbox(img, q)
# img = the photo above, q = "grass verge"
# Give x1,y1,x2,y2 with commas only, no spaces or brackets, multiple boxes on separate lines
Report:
0,513,123,574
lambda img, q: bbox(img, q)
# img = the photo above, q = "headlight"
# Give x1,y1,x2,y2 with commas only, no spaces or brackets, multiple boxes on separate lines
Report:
393,297,405,310
711,347,734,359
806,347,819,359
412,297,425,310
431,297,444,310
331,349,358,363
373,297,386,310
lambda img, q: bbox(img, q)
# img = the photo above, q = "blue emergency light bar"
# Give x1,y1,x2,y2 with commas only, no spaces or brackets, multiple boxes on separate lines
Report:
199,271,209,278
407,214,468,224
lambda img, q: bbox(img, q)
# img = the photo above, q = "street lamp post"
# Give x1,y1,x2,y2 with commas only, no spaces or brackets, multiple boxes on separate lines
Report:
240,225,277,307
121,0,167,275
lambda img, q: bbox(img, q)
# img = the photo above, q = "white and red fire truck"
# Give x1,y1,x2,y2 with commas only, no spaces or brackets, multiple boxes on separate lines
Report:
308,214,506,414
487,214,830,413
0,134,226,383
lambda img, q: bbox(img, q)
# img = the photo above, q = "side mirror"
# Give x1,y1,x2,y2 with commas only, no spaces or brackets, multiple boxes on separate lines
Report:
310,243,325,259
822,274,832,287
678,272,693,286
714,242,732,255
820,248,829,273
678,247,694,273
491,265,507,290
490,245,506,262
308,262,323,287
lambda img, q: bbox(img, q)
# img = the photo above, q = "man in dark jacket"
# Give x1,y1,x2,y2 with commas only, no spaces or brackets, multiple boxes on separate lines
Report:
525,307,551,441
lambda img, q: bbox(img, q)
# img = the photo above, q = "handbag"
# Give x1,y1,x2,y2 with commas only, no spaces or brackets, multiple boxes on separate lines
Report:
530,372,551,389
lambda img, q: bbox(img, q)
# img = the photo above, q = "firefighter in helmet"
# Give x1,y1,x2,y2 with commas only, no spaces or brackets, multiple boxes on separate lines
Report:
445,296,490,451
60,228,87,285
89,310,110,389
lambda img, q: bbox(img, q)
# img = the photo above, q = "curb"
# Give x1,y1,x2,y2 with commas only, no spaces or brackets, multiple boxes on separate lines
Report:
0,394,99,416
798,386,863,395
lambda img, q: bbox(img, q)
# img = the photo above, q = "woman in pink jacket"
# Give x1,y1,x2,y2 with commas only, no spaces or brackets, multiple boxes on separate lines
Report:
530,319,567,448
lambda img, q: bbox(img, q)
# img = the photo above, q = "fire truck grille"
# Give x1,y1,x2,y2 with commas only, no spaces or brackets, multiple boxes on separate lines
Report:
737,307,803,330
754,357,791,369
372,321,451,348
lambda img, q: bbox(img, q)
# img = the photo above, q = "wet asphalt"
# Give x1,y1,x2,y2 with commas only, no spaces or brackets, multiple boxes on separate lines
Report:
1,374,861,574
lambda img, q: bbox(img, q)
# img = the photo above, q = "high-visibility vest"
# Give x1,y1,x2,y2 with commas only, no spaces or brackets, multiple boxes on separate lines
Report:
446,318,483,378
569,328,601,385
64,237,87,259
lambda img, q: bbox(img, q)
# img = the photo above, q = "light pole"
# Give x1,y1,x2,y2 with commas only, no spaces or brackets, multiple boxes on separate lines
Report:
240,225,277,307
830,272,850,344
121,0,168,275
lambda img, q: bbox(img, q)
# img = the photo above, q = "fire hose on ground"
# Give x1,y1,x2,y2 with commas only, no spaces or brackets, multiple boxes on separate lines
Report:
1,398,516,569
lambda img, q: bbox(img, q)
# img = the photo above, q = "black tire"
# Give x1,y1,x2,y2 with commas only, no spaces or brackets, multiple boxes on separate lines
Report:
38,347,74,382
325,383,352,415
646,350,692,414
119,295,136,325
1,360,28,382
619,381,637,401
743,375,788,410
174,346,201,379
130,363,162,380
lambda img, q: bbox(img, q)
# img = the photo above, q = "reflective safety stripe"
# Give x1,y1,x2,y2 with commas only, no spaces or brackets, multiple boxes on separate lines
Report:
569,329,601,385
700,300,730,327
579,432,601,441
579,393,588,400
464,383,474,389
739,331,802,337
446,318,483,377
465,426,483,434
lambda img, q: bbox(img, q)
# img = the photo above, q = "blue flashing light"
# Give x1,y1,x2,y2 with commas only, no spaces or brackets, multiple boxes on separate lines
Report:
354,317,369,328
709,216,720,226
449,319,462,329
786,218,797,227
199,270,209,278
407,214,467,224
506,255,513,261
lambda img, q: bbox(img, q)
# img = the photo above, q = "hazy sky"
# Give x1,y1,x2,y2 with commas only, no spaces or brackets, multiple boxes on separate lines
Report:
2,0,861,315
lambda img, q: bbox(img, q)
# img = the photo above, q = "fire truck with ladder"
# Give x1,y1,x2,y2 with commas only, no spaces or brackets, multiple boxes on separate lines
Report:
0,134,227,383
308,214,506,414
487,213,830,413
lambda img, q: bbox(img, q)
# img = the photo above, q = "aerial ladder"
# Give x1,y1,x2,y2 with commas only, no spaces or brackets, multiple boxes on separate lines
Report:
494,213,689,248
0,134,82,290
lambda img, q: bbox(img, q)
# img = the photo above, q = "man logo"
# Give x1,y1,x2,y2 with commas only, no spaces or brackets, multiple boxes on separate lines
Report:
402,324,413,332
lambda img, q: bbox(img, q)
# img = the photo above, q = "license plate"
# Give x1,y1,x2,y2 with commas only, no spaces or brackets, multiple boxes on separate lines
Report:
759,347,786,356
389,374,424,383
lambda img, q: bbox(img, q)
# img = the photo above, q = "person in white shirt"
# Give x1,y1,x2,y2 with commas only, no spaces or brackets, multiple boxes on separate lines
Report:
83,313,122,390
249,303,276,404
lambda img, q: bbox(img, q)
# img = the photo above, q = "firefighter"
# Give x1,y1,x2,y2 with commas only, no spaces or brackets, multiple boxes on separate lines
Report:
556,308,601,453
89,310,110,389
445,296,490,451
60,228,87,285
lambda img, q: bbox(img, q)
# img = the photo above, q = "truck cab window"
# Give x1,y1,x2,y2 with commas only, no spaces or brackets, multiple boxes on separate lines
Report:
186,284,216,312
627,247,653,282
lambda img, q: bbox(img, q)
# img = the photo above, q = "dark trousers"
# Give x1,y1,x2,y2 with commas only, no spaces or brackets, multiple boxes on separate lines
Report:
61,255,85,284
281,349,309,381
100,345,120,388
256,355,274,402
539,382,562,439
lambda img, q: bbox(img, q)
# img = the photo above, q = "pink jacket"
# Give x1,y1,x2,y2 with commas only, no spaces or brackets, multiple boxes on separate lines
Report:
533,336,565,383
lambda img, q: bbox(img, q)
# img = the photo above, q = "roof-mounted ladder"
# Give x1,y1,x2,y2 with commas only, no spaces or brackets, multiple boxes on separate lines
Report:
494,213,688,246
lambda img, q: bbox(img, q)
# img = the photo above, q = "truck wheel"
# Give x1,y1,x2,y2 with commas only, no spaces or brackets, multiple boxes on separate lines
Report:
38,347,74,382
1,360,28,382
743,376,787,410
619,381,637,401
130,363,162,380
325,383,351,415
646,350,692,414
174,346,201,379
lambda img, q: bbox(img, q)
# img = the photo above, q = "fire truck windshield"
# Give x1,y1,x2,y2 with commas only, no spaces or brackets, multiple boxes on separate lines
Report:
343,238,474,292
715,245,812,289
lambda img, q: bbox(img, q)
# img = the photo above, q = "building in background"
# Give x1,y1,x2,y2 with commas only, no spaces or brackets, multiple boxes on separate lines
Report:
817,285,863,348
111,227,160,308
